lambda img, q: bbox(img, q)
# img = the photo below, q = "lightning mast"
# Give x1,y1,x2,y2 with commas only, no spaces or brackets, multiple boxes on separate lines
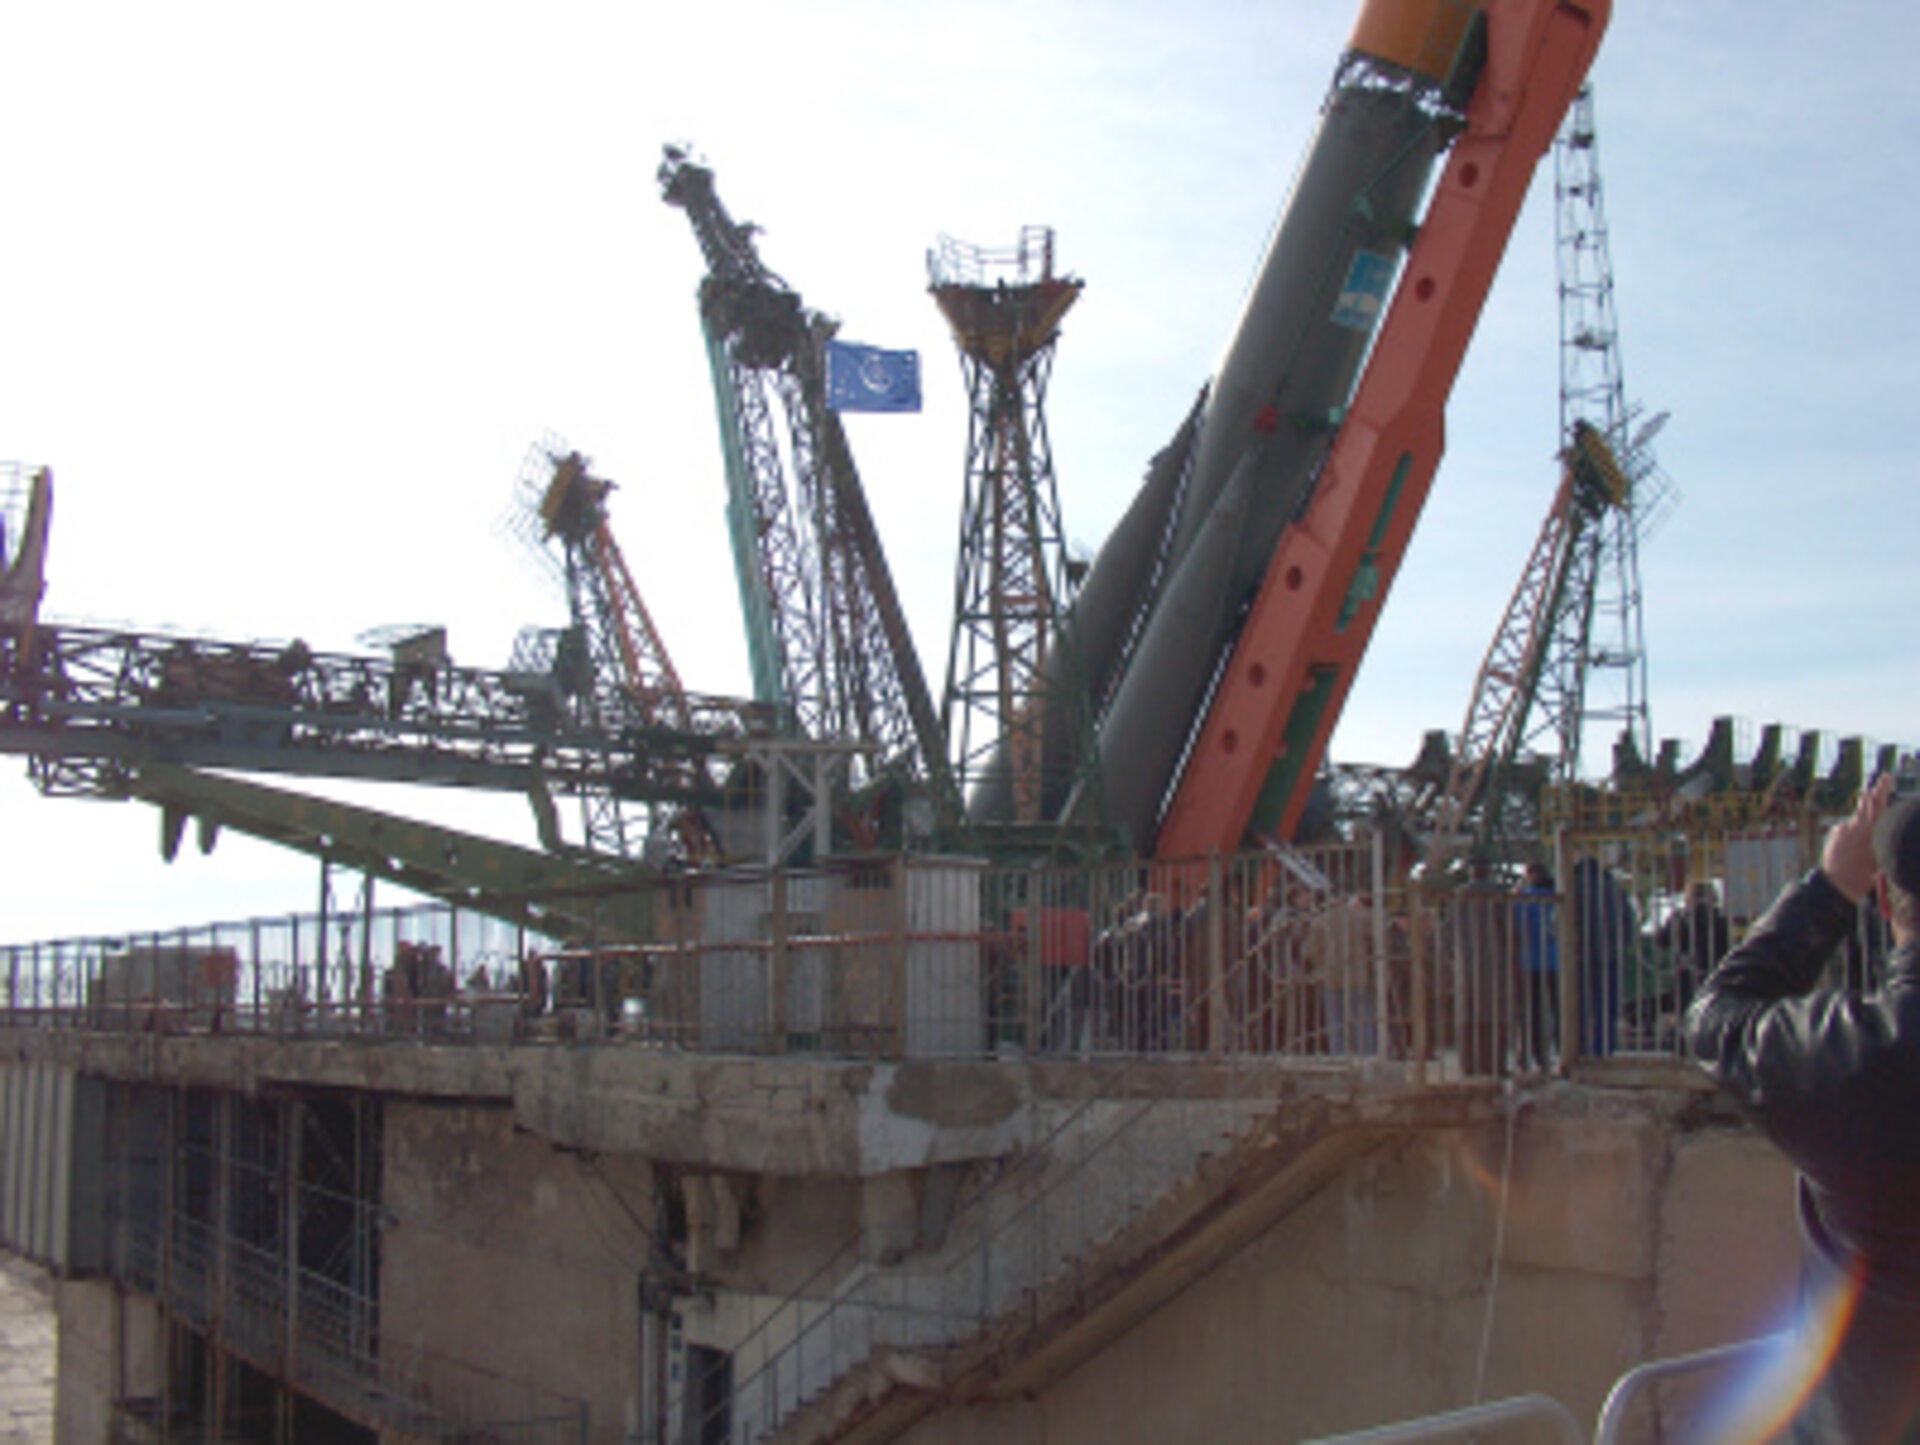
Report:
657,147,952,829
1539,84,1665,782
928,228,1088,834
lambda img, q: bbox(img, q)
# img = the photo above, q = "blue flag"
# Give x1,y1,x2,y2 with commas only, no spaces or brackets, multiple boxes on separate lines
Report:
826,341,921,413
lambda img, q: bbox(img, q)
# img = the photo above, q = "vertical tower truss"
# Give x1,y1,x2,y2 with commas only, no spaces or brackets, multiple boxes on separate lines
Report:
1429,87,1671,857
1537,85,1665,782
929,229,1084,825
658,148,950,814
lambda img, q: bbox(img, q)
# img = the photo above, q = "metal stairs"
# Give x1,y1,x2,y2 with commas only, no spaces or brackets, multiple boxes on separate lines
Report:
703,1068,1473,1445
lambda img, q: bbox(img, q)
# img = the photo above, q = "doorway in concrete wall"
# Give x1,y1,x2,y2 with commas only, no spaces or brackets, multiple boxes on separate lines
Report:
682,1343,732,1445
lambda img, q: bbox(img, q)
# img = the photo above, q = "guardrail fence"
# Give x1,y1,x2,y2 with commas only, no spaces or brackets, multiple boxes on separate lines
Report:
3,818,1875,1074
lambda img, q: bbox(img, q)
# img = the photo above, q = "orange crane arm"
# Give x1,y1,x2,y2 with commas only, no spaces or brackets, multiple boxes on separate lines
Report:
1155,0,1610,860
590,522,690,727
1430,463,1577,846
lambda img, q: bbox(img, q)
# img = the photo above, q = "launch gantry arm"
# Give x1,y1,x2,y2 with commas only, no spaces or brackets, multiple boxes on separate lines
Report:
0,620,773,813
511,442,716,858
659,149,955,824
1427,422,1629,856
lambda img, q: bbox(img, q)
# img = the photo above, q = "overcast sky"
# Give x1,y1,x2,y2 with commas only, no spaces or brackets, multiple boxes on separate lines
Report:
2,1,1915,941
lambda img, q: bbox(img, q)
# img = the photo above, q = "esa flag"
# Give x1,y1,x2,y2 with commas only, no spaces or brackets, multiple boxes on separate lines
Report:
826,341,922,413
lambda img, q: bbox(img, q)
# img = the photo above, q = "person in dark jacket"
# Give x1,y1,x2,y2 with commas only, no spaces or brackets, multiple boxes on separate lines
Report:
1685,774,1920,1442
1572,856,1635,1058
1653,879,1732,1016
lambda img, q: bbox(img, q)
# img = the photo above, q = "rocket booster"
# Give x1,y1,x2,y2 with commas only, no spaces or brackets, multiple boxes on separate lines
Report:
966,391,1205,827
1065,1,1479,849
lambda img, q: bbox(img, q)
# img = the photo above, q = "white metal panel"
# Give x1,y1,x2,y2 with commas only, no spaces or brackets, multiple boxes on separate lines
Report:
0,1059,93,1271
1,1063,19,1246
700,875,771,1051
49,1067,74,1268
907,858,984,1058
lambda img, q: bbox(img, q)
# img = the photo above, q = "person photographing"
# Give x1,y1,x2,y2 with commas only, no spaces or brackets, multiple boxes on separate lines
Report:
1686,772,1920,1441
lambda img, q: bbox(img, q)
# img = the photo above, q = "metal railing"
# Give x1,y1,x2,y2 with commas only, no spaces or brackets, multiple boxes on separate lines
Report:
117,1214,587,1445
3,826,1827,1070
695,843,1397,1444
1298,1331,1793,1444
1300,1394,1585,1444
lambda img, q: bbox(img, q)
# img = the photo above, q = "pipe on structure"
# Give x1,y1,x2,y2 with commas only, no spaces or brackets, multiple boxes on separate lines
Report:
0,467,51,636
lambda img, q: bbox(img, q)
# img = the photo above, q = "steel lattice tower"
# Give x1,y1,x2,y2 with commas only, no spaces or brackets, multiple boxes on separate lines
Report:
929,228,1085,826
1532,85,1663,784
1429,86,1673,858
659,147,951,820
505,441,705,860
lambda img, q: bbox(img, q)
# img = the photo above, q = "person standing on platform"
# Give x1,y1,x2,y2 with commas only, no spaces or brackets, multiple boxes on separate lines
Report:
1515,861,1559,1070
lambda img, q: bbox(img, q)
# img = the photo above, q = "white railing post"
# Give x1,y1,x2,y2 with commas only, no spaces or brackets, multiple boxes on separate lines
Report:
1371,828,1390,1063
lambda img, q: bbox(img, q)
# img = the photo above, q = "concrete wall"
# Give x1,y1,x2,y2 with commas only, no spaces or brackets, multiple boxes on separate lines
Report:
29,1048,1806,1445
54,1277,162,1445
379,1101,657,1445
902,1089,1802,1445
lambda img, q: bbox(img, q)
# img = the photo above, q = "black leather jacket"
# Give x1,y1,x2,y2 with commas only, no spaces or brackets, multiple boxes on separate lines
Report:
1685,869,1920,1442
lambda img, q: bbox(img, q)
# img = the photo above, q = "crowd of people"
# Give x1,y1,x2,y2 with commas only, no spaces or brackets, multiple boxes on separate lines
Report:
377,943,553,1035
1017,851,1742,1072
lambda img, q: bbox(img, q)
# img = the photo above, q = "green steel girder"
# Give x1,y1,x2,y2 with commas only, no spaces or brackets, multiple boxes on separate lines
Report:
128,764,658,944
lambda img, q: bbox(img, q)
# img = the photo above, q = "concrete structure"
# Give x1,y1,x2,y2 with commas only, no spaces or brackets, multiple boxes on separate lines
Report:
0,1018,1807,1445
0,1254,56,1445
0,823,1837,1442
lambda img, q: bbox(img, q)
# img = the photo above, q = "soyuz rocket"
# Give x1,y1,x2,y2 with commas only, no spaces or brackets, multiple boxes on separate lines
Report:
968,0,1498,850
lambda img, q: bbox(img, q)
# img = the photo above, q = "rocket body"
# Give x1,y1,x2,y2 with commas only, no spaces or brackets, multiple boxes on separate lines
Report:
1170,85,1441,586
963,394,1202,826
959,0,1498,850
1069,62,1450,847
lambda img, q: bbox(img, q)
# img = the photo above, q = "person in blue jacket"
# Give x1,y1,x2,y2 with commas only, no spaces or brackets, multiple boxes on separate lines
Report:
1515,860,1559,1070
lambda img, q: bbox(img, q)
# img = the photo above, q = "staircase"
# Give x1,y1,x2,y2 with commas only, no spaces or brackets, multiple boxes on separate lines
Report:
703,1063,1475,1445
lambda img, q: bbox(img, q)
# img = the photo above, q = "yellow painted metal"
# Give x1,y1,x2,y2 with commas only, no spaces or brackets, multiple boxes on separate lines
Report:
1348,0,1480,82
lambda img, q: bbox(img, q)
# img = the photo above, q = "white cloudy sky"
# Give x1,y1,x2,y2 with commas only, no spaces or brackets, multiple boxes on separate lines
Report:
2,1,1915,941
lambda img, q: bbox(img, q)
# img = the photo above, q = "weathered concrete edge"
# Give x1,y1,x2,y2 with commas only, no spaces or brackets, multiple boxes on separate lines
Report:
0,1028,1041,1178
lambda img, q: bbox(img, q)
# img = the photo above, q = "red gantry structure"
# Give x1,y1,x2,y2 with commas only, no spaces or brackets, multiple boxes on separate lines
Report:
504,441,714,860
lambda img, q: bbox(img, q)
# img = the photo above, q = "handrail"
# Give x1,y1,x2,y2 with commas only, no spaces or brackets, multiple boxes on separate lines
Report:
1592,1332,1792,1445
716,1081,1210,1440
1298,1393,1584,1444
1297,1331,1795,1445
